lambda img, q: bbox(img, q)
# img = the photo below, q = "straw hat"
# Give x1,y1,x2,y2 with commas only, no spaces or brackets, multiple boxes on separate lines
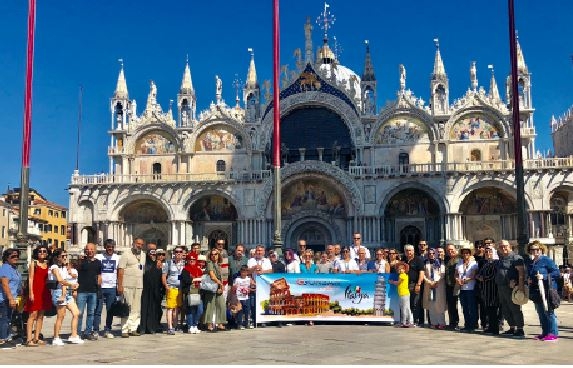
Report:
511,286,529,305
197,254,207,262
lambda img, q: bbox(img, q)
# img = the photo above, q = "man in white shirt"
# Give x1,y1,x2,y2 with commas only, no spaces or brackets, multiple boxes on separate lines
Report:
350,232,371,261
94,239,120,338
247,244,272,327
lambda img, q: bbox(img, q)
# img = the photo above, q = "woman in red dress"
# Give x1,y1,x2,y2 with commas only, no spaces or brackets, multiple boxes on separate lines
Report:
24,244,53,347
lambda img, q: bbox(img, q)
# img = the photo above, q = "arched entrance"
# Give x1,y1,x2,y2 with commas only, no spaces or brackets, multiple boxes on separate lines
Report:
189,194,238,248
119,200,169,248
399,225,421,252
383,188,441,248
459,188,517,243
287,220,333,252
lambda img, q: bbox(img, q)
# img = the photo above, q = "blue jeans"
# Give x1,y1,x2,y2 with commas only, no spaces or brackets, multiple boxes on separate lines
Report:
76,292,97,335
533,301,558,337
0,300,13,340
236,299,251,327
459,289,477,330
186,303,204,327
249,293,256,325
94,288,116,331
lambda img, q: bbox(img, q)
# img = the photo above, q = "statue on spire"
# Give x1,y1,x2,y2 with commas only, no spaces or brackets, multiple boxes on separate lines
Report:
215,75,223,104
399,64,406,91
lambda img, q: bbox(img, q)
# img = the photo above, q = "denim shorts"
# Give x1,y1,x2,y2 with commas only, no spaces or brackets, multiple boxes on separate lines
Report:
51,289,74,306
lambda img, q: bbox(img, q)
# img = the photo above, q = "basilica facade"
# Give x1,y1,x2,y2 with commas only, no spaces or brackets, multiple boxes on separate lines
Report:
68,17,573,262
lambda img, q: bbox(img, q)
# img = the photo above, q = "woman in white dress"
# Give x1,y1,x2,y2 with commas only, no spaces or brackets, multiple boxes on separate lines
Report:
422,248,447,329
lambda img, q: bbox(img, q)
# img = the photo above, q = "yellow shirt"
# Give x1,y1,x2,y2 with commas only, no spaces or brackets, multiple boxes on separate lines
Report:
397,273,410,297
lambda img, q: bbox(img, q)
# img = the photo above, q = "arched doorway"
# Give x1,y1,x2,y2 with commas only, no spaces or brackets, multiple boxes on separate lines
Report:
189,195,238,247
383,188,441,248
459,188,517,243
119,200,169,248
288,221,333,252
399,225,421,252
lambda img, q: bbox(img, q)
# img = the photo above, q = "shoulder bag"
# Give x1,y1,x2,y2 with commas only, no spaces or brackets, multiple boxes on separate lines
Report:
200,274,219,293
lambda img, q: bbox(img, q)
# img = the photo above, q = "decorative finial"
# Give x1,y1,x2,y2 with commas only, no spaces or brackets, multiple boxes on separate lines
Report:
185,54,189,64
316,2,335,42
333,35,342,60
118,58,124,68
488,64,494,74
433,38,439,49
247,47,254,58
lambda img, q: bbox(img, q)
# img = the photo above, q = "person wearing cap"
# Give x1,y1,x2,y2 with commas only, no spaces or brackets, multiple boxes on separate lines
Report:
139,243,163,335
494,239,526,339
526,241,560,341
180,252,204,334
94,239,120,338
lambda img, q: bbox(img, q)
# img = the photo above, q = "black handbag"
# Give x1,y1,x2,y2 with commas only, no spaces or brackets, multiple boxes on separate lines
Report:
46,279,58,290
548,274,560,309
108,297,130,317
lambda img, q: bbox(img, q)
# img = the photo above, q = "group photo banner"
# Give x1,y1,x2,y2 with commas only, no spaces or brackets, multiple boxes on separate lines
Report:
255,273,399,323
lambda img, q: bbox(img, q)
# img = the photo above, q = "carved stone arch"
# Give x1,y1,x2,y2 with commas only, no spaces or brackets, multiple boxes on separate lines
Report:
372,106,437,144
447,106,509,140
78,199,95,224
257,161,363,218
125,123,181,155
189,118,252,154
379,181,447,216
451,178,532,214
260,92,362,151
183,188,241,219
110,192,174,222
282,210,343,247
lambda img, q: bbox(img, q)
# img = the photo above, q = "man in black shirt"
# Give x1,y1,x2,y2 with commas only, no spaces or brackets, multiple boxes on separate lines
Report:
269,251,286,273
405,244,425,327
76,243,103,341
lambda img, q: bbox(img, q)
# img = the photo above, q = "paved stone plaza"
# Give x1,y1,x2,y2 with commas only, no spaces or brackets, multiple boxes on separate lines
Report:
1,301,572,365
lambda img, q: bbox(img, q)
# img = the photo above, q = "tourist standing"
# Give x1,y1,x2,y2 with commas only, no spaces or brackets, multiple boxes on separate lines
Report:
117,238,145,338
24,244,52,347
94,239,120,338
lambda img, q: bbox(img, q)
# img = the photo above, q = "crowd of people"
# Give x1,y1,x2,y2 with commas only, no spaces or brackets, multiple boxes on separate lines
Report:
0,232,569,349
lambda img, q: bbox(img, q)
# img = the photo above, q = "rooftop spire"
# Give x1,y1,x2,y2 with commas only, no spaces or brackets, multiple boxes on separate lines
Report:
362,40,375,81
488,64,500,101
432,38,446,79
304,16,313,64
114,58,128,99
246,48,258,88
516,32,528,73
180,55,194,94
470,61,478,91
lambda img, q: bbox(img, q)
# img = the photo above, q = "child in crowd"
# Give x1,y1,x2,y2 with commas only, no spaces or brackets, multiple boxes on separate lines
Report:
389,262,413,327
232,265,253,329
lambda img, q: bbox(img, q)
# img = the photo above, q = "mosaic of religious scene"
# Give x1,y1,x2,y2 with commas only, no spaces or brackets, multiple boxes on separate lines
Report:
460,188,517,215
385,190,437,217
450,115,501,140
190,195,238,221
120,201,168,223
136,132,176,155
281,179,345,217
374,117,429,145
195,127,243,151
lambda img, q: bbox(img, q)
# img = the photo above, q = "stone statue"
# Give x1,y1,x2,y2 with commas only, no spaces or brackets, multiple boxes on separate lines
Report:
399,64,406,91
215,75,223,103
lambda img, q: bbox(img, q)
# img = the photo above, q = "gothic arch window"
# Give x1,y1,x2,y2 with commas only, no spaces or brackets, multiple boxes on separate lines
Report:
470,149,481,161
216,160,226,172
518,79,525,106
399,152,409,174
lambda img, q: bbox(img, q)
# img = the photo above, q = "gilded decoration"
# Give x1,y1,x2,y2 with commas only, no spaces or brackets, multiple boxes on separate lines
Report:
385,190,437,217
281,179,345,217
450,115,501,141
136,132,176,155
460,188,516,215
195,127,244,151
374,116,429,145
190,195,238,221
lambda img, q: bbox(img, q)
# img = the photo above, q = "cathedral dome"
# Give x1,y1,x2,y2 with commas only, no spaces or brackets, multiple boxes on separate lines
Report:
318,62,361,100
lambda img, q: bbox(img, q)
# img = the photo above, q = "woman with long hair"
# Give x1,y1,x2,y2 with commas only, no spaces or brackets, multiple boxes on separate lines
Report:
24,244,53,347
49,249,83,345
284,249,300,273
475,245,499,335
527,241,560,341
202,249,227,332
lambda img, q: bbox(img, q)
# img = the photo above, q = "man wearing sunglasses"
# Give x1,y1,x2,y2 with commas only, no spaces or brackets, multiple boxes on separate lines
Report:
94,239,120,338
76,243,103,341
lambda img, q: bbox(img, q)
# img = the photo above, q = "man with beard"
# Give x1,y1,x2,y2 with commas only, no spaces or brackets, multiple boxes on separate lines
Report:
117,238,145,338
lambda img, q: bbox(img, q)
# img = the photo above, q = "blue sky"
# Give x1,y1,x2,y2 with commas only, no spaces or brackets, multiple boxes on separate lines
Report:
1,0,572,207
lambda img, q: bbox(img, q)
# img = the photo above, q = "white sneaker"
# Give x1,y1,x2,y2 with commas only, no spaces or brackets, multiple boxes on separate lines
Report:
104,331,114,339
67,336,85,344
52,338,65,346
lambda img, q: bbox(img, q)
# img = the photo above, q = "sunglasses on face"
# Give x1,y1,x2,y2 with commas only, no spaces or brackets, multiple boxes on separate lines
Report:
174,250,183,253
38,249,48,254
60,254,68,258
9,254,19,259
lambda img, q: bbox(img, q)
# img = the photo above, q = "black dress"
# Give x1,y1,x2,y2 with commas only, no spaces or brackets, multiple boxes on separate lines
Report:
139,256,164,334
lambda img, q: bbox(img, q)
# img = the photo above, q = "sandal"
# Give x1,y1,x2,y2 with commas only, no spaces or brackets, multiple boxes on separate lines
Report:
25,340,38,347
206,324,215,332
34,339,46,346
217,324,226,331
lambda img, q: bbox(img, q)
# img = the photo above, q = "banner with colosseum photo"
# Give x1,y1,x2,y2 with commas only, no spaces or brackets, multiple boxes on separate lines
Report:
255,274,399,323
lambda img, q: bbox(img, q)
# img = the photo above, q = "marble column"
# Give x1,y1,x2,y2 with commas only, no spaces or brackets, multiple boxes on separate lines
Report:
299,148,306,161
317,147,324,161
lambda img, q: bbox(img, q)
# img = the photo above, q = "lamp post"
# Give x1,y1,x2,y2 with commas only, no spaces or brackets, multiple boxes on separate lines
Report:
508,0,529,256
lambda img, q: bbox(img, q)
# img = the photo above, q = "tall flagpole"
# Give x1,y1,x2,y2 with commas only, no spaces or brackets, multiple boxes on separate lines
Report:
508,0,528,256
17,0,37,275
272,0,283,254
